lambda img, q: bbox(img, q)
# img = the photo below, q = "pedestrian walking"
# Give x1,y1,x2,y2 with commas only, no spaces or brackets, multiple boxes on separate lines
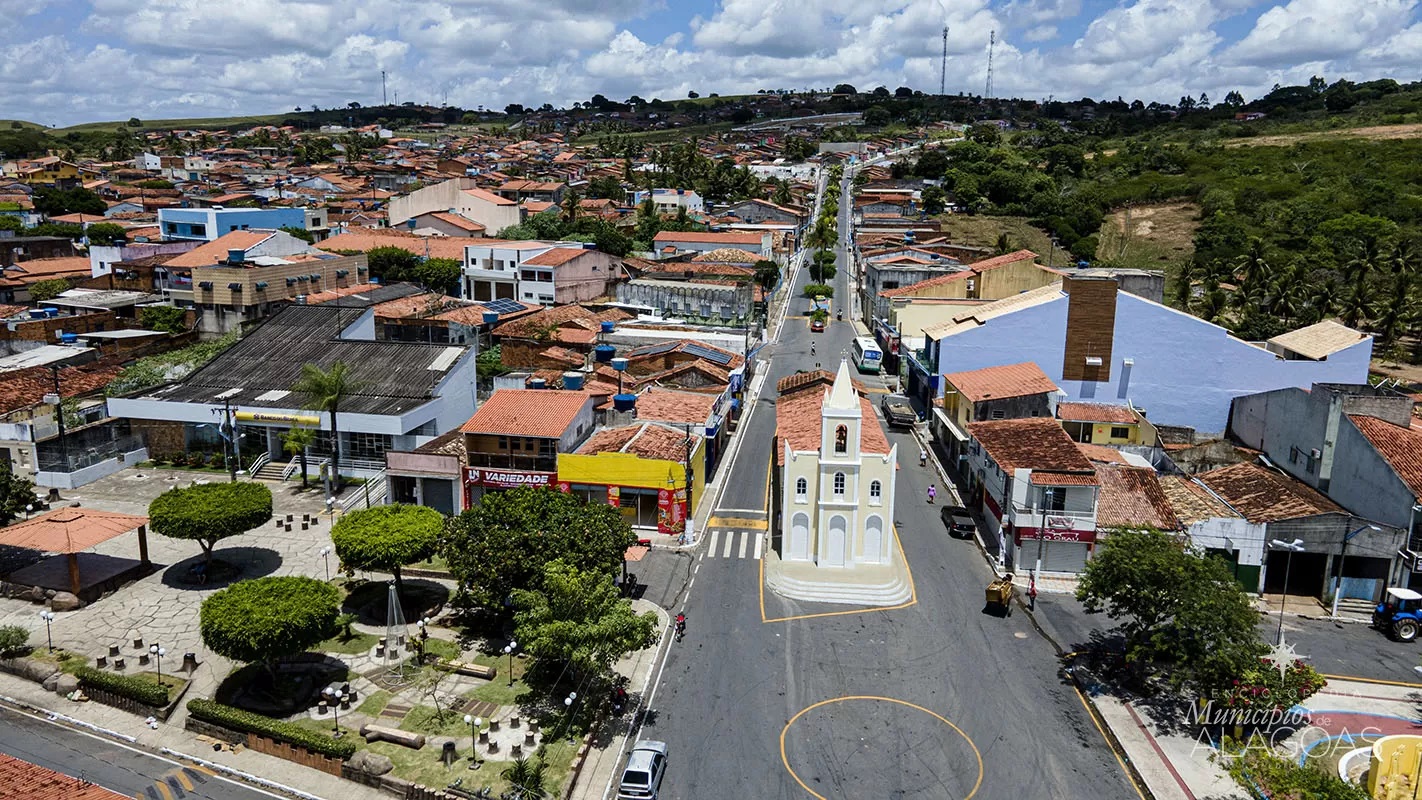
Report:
927,485,937,504
919,448,927,467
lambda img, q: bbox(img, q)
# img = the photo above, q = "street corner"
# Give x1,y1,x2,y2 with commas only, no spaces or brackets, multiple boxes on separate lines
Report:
779,695,983,800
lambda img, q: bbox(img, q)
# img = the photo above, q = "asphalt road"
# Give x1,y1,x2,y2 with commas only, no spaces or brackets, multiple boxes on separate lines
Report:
628,165,1140,800
0,706,278,800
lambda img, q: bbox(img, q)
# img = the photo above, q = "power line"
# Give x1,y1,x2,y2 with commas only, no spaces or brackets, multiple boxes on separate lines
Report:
985,29,996,101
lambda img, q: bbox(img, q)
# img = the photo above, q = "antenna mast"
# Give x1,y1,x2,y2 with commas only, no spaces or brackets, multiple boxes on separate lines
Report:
985,30,995,100
382,71,388,106
940,25,949,95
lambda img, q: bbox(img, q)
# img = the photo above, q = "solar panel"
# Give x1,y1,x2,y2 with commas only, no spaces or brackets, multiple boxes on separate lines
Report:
682,342,734,365
482,298,524,315
631,340,680,357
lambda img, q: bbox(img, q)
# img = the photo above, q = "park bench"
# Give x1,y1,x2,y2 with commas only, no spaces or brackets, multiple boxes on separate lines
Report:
437,661,497,680
359,723,425,749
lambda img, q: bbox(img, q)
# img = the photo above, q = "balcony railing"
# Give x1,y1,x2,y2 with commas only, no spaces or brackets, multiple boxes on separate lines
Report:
466,452,557,472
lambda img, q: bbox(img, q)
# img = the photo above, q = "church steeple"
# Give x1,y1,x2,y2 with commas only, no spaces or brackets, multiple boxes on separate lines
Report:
824,357,860,415
821,357,862,462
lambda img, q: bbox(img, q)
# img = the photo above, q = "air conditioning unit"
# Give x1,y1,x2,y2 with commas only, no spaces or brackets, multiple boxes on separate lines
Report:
1310,448,1321,459
1085,356,1103,367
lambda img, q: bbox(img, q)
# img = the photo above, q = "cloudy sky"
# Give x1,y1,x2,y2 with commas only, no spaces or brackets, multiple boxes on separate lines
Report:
6,0,1421,127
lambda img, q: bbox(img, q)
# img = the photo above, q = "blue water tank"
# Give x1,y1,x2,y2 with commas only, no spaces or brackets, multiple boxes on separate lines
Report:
43,307,59,317
60,333,78,344
594,344,616,363
563,372,585,390
613,393,637,412
27,310,46,319
611,357,629,372
482,311,499,325
529,378,547,389
600,320,615,334
370,277,382,284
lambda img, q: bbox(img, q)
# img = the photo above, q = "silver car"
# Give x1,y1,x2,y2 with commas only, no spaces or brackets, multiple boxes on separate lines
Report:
618,740,669,799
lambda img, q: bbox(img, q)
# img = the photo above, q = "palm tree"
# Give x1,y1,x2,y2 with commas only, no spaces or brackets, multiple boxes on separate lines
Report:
281,426,317,490
501,756,547,799
1267,261,1309,325
561,185,583,223
1337,278,1375,329
291,362,358,493
1374,272,1415,346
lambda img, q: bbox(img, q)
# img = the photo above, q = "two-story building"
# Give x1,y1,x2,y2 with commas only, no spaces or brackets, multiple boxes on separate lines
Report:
652,230,771,260
496,180,566,204
558,421,705,533
632,189,704,215
1057,402,1155,446
934,362,1059,469
457,388,597,508
461,241,614,304
387,178,524,232
158,206,330,243
964,416,1100,574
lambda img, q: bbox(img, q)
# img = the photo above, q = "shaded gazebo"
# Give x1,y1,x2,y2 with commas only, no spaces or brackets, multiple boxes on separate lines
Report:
0,507,151,597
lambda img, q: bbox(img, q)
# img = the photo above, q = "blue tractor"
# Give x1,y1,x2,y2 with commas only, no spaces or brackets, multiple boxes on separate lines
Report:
1372,587,1422,642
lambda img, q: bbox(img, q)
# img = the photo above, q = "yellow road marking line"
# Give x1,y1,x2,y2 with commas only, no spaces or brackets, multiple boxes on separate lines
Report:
708,516,768,530
1070,669,1150,800
1321,673,1422,688
760,525,917,623
152,779,174,800
173,770,193,792
780,696,983,800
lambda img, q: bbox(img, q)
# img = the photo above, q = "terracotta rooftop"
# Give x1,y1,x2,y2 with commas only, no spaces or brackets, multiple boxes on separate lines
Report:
0,257,94,286
0,507,149,554
967,417,1096,477
1057,402,1137,425
1094,464,1178,530
653,230,763,245
164,230,274,268
458,389,592,437
319,229,480,261
944,362,1058,403
691,247,760,263
1195,462,1344,523
1348,414,1422,501
0,752,129,800
1158,475,1242,525
578,421,701,461
461,186,516,206
1076,443,1131,465
879,250,1037,297
522,247,589,267
492,304,632,341
775,387,891,466
0,363,123,416
428,211,486,232
634,388,717,425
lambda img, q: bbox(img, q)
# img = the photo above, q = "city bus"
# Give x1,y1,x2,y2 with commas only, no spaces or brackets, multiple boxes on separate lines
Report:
852,336,882,374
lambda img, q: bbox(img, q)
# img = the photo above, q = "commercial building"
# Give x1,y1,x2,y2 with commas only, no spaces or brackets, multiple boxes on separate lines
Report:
559,421,705,533
456,389,597,508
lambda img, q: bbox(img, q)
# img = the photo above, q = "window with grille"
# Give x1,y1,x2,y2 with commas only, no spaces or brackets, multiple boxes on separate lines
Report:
833,472,846,496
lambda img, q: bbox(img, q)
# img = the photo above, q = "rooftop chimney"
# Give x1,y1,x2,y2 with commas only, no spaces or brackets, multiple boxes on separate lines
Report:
1060,275,1118,383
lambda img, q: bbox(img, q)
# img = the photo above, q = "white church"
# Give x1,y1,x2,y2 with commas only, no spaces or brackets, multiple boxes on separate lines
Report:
774,359,898,567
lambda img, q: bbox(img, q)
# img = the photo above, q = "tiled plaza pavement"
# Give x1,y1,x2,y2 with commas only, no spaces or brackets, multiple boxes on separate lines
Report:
0,468,356,714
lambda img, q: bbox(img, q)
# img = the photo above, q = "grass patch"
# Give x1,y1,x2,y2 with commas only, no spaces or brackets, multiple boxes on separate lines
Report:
399,705,470,737
422,638,462,662
362,730,581,792
317,631,379,655
356,689,392,716
407,554,449,572
934,215,1058,260
1096,202,1198,275
29,649,87,674
127,670,190,696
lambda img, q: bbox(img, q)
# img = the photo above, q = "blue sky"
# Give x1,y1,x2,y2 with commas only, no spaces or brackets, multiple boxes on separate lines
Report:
4,0,1420,127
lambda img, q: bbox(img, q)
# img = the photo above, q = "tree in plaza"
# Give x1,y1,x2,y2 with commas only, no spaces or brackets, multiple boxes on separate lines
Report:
441,487,636,612
330,504,443,596
0,463,39,526
501,756,548,800
512,560,658,682
281,425,317,490
1076,527,1264,693
199,576,341,676
291,361,358,493
148,482,273,565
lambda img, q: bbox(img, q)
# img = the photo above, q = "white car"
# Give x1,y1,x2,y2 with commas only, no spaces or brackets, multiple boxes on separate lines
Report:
617,740,669,799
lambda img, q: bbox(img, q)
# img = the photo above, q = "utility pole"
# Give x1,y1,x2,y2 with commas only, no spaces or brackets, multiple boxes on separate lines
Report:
47,365,69,470
382,71,388,106
683,422,695,544
213,398,237,482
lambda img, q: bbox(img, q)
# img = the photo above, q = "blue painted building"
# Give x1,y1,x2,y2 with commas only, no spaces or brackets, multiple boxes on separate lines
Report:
157,207,322,242
915,275,1372,435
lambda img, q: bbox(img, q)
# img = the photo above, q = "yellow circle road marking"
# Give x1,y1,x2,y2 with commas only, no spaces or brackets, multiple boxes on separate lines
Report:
779,695,984,800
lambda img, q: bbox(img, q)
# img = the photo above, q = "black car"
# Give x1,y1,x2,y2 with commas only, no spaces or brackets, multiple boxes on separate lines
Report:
940,505,975,538
880,397,916,428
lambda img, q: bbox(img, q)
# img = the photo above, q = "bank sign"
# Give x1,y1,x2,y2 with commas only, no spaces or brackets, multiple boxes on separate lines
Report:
464,468,556,489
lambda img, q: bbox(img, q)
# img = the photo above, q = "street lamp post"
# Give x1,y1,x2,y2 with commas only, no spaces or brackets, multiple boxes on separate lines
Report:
563,692,578,742
149,644,167,686
504,640,518,687
325,687,347,736
416,617,429,664
24,504,33,521
463,714,482,768
1270,538,1306,645
1332,523,1382,619
318,546,331,582
39,611,54,652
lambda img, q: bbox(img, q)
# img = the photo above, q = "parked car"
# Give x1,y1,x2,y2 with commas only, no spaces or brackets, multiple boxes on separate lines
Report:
1373,587,1422,641
940,505,975,538
880,396,916,428
810,317,825,332
618,740,669,799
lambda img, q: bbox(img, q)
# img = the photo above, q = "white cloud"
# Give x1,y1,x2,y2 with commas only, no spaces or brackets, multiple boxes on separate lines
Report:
1224,0,1417,66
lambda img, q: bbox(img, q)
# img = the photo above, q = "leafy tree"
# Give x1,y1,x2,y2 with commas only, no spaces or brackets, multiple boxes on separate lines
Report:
279,226,315,244
281,425,316,490
1076,528,1264,694
414,257,461,295
863,105,891,127
127,117,142,127
365,246,423,283
0,625,29,656
586,175,624,201
912,149,948,179
512,560,659,682
967,123,1001,146
0,216,22,233
753,259,779,291
291,362,358,492
331,504,443,596
441,487,636,612
32,187,105,216
199,576,341,676
832,84,857,95
1219,742,1367,800
27,278,70,302
782,137,816,161
138,305,188,334
802,283,834,298
0,464,39,526
148,482,273,565
85,222,128,246
920,185,946,215
501,756,548,800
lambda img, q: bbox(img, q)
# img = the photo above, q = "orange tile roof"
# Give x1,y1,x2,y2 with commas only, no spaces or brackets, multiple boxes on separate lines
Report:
691,248,760,263
319,229,477,261
1195,462,1344,523
0,507,149,554
165,230,273,268
428,211,486,232
461,186,516,206
944,362,1058,403
522,247,588,267
578,422,700,461
775,387,890,465
0,257,93,286
1349,414,1422,501
879,249,1038,297
1057,402,1137,424
653,230,763,245
0,363,123,415
0,752,129,800
967,417,1096,475
634,388,716,425
1094,464,1178,529
1076,443,1131,464
459,389,592,437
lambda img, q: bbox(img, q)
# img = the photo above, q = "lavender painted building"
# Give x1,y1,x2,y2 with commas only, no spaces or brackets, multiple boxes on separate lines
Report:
914,276,1372,435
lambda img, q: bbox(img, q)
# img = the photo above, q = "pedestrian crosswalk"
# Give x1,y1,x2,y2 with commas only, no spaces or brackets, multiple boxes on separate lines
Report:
703,529,764,560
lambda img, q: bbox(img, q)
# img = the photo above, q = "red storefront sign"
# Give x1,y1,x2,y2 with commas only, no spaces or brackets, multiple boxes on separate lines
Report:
1014,516,1097,544
464,468,556,489
657,488,687,534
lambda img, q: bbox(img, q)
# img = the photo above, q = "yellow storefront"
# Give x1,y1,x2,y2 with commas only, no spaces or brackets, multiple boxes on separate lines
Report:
557,435,706,533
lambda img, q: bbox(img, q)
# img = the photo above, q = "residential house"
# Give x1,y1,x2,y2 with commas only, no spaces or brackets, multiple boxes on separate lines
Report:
461,240,613,304
616,278,754,324
652,230,771,260
631,189,705,215
408,211,487,238
0,360,130,488
387,177,523,232
457,388,597,507
871,250,1058,325
496,180,566,204
158,207,330,242
913,276,1372,435
0,236,75,268
1057,402,1155,446
935,362,1060,470
1158,474,1263,592
719,198,805,226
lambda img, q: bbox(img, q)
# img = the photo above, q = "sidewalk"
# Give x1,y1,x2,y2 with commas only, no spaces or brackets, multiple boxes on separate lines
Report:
0,668,386,800
567,599,671,800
